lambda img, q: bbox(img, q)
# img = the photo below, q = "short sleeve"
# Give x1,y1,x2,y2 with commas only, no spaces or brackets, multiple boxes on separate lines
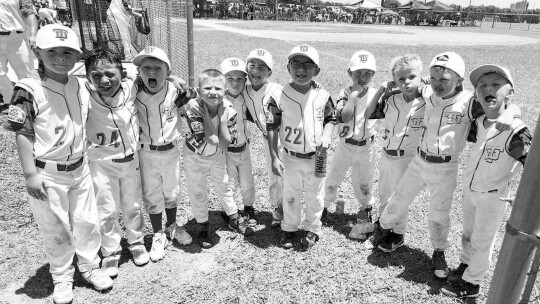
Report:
369,97,387,120
323,96,337,126
227,108,238,145
266,96,282,131
467,119,478,143
4,87,36,136
469,97,484,120
335,89,348,123
507,127,531,165
186,111,205,143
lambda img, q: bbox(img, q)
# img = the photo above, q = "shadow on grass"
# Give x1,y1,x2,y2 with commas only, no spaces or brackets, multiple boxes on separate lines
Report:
322,210,358,238
242,210,282,249
15,263,53,299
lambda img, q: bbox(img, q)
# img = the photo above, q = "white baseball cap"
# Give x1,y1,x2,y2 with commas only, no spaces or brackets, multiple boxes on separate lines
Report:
36,24,81,52
430,52,465,78
220,57,247,76
469,64,514,88
133,46,171,69
349,50,376,72
246,49,273,70
288,44,319,66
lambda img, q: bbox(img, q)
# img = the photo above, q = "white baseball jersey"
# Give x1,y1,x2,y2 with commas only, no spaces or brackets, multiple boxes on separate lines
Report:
336,87,379,141
5,76,89,161
464,115,531,193
86,79,138,161
266,84,336,154
420,86,481,156
136,81,184,146
243,81,282,135
226,93,250,147
371,92,426,151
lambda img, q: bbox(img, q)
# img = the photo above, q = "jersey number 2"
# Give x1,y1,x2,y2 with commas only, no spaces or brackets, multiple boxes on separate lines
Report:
284,126,302,144
96,131,120,148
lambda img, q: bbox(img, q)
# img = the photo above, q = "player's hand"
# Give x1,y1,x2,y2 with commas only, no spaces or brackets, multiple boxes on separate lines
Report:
186,99,204,117
26,174,48,201
500,196,515,205
351,83,363,94
495,114,512,131
318,135,332,149
218,104,228,125
311,80,323,91
168,75,189,92
271,157,284,177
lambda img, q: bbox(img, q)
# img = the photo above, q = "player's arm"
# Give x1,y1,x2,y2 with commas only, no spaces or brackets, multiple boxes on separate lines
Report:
335,89,352,123
21,0,38,48
16,133,48,201
496,103,521,131
217,104,235,151
200,102,219,146
266,96,283,176
365,81,395,119
319,96,337,149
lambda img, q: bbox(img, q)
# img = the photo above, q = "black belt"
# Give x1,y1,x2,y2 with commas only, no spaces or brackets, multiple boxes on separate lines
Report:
345,135,374,146
142,142,174,151
384,149,405,157
227,142,247,153
418,149,451,163
0,30,23,35
35,157,84,172
112,153,134,163
284,148,315,159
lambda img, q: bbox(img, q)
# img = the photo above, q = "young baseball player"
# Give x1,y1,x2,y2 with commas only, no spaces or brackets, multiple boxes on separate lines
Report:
184,69,254,249
134,46,194,262
243,48,284,226
220,57,257,225
84,49,149,277
322,50,379,241
372,52,520,280
441,65,531,298
267,44,337,251
363,54,426,251
4,24,112,304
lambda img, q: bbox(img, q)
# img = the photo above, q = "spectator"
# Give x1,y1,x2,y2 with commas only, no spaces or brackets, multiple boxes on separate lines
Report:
37,3,57,27
0,0,38,111
107,0,142,60
53,0,69,26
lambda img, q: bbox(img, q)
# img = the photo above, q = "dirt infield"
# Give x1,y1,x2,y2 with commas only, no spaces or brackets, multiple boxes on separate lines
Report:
195,19,539,46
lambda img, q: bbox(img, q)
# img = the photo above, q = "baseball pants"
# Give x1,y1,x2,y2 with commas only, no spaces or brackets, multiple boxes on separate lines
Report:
380,154,459,250
0,33,33,103
29,163,101,284
324,140,376,210
262,138,283,209
281,153,325,236
90,155,145,257
139,145,180,215
225,147,255,207
461,187,508,285
378,150,415,215
183,144,237,223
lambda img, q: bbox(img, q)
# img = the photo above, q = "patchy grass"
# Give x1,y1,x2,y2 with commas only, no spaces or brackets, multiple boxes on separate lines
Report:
1,21,539,303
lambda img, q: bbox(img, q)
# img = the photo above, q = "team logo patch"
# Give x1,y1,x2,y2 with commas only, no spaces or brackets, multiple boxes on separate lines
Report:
315,106,324,120
229,59,239,67
409,116,424,129
484,145,503,163
191,121,204,133
358,55,368,62
265,111,274,124
144,46,156,53
7,106,26,124
444,112,464,125
53,29,68,40
299,45,309,52
257,49,266,56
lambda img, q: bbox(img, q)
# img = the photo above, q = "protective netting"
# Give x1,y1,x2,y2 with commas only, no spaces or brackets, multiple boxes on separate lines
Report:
71,0,191,80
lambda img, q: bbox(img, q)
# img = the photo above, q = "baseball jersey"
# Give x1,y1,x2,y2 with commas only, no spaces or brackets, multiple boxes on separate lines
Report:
266,84,336,154
243,81,283,135
0,0,37,32
136,81,188,146
336,86,379,141
86,79,139,161
370,92,426,151
4,76,89,161
185,98,238,156
465,115,531,193
420,86,482,156
226,93,250,148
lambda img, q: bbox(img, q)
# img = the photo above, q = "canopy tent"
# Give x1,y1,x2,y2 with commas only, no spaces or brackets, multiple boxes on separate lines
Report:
397,1,431,10
424,0,454,11
381,9,399,16
357,0,382,10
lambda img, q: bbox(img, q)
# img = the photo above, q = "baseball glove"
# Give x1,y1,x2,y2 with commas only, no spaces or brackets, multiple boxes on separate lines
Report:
136,8,150,35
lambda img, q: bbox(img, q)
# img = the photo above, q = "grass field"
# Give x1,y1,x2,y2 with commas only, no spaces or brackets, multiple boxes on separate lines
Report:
1,21,540,303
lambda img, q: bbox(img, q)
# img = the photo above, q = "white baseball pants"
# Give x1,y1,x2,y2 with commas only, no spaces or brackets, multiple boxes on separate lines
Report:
29,163,101,284
281,153,325,236
378,150,415,215
461,187,508,285
0,33,34,103
183,144,237,223
324,140,376,210
139,145,180,215
263,138,283,209
225,147,255,207
380,154,458,250
90,156,145,257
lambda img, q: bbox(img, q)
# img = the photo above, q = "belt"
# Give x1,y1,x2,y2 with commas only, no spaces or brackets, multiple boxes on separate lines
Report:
142,142,174,151
0,30,23,35
418,148,451,163
227,142,247,153
284,148,315,159
345,135,374,146
35,157,84,172
384,149,405,157
112,153,134,163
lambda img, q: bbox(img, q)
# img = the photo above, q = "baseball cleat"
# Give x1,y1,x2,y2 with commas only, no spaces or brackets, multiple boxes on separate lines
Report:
349,220,375,240
165,222,193,246
377,232,404,253
271,205,283,228
448,263,468,284
432,250,450,279
371,225,391,249
129,243,150,266
300,231,319,251
243,205,257,226
440,278,480,298
52,281,73,304
81,268,113,291
101,253,120,277
280,231,296,249
150,232,169,262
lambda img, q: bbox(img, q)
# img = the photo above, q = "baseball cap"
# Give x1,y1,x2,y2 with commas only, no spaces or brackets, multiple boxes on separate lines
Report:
133,46,171,69
288,44,319,66
36,24,81,52
246,49,273,70
349,50,376,72
220,57,247,76
469,64,514,88
429,52,465,78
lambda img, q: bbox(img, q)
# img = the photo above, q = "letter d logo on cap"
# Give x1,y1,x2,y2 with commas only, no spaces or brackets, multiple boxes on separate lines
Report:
54,29,68,40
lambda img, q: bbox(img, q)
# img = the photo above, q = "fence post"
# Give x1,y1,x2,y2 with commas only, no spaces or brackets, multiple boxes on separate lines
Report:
492,13,496,28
